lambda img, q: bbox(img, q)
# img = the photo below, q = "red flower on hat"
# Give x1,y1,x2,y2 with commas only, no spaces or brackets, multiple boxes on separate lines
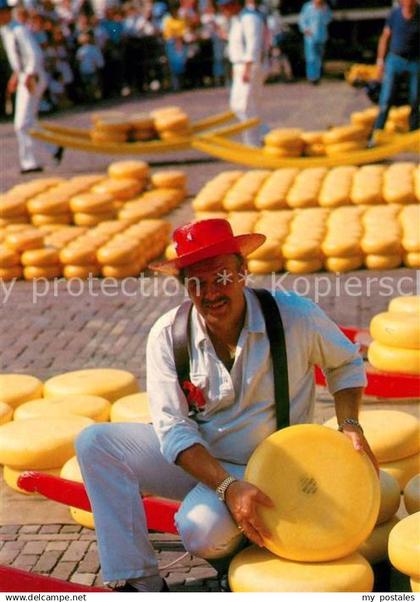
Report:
182,381,206,414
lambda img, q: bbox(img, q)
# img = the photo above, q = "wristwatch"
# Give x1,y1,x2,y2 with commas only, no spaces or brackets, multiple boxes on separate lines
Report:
216,476,237,502
338,418,364,434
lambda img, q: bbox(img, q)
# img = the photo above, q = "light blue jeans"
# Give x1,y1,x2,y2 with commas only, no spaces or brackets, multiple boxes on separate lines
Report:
304,38,325,82
76,423,246,583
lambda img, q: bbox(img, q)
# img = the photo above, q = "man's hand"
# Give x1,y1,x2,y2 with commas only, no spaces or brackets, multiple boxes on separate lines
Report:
7,72,18,95
304,29,312,37
341,424,379,475
225,480,274,547
242,62,252,83
376,63,384,81
25,74,38,93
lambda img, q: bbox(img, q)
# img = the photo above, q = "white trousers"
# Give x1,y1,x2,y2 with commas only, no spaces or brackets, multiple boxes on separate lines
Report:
76,423,246,583
229,62,267,147
14,73,55,170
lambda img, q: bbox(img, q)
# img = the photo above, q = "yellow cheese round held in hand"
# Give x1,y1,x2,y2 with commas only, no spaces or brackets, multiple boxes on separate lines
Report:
245,424,380,562
404,475,420,515
14,395,111,422
370,312,420,350
228,546,373,592
389,296,420,315
0,402,13,425
358,515,399,564
368,341,420,375
44,369,139,403
324,256,363,273
111,392,152,423
381,453,420,490
4,465,61,495
0,416,93,469
324,410,420,464
388,512,420,577
61,456,95,529
0,374,43,409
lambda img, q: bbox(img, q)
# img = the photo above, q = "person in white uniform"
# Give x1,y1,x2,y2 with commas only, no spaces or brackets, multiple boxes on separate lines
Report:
0,0,63,174
218,0,268,147
76,218,378,593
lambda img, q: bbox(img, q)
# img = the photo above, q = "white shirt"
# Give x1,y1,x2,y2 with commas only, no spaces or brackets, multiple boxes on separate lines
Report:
0,22,45,76
228,9,264,64
146,288,366,466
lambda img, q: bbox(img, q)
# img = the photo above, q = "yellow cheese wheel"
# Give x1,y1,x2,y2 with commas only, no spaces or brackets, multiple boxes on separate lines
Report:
264,128,303,146
154,113,189,132
368,341,420,375
5,230,44,252
282,240,321,260
101,263,141,278
324,410,420,464
108,160,149,181
69,193,114,214
73,212,116,227
364,254,402,270
325,141,366,155
60,245,98,266
159,128,191,140
23,265,62,280
3,465,61,495
247,258,283,274
110,392,151,423
63,264,101,279
61,456,95,529
21,247,60,267
44,369,139,403
301,131,325,145
0,265,23,280
411,577,420,592
389,296,420,315
324,256,363,273
93,117,131,133
92,178,142,201
381,453,420,490
404,475,420,515
358,515,399,564
129,112,154,129
248,240,282,261
97,242,139,266
284,258,323,274
0,416,93,469
245,424,380,562
263,145,302,158
14,395,111,422
31,213,72,226
0,374,43,409
0,246,21,268
377,470,401,525
228,547,373,592
370,312,420,350
90,130,127,143
323,125,367,145
151,170,186,190
0,402,13,425
388,512,420,577
403,252,420,268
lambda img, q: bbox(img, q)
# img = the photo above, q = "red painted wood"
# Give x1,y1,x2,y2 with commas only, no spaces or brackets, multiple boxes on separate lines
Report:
0,565,108,592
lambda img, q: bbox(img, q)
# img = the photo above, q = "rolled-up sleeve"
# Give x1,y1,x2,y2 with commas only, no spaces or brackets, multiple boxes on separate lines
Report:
146,318,210,464
306,301,367,394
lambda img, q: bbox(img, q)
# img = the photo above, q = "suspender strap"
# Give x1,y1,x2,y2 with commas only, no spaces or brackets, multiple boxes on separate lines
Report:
172,300,193,393
252,289,290,429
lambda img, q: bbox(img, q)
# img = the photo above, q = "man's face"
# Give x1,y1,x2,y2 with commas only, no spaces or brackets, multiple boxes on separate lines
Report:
0,9,12,26
220,1,240,18
184,254,246,330
400,0,416,10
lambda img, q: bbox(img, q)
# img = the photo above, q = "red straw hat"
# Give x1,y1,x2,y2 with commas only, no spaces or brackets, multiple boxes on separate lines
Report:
149,219,266,275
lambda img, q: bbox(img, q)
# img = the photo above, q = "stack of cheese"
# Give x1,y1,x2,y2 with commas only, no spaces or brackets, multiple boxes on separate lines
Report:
227,211,260,236
400,204,420,268
302,131,325,157
404,475,420,515
282,208,327,274
323,125,368,156
346,63,380,86
322,206,364,272
286,168,327,209
263,129,304,158
389,512,420,592
383,162,416,205
90,116,132,144
119,187,186,224
91,178,143,215
386,106,411,134
350,164,385,205
129,112,157,141
152,107,191,140
0,179,63,227
318,166,358,208
247,211,293,274
59,226,113,279
368,295,420,377
350,107,379,132
254,169,299,210
2,227,45,281
361,205,402,270
43,226,87,251
223,171,271,211
192,171,243,213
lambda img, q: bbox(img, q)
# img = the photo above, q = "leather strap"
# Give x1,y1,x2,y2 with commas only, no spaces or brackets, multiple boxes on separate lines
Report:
172,300,193,394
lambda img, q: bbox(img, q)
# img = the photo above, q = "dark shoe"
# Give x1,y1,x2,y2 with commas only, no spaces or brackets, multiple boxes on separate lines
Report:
219,574,231,592
113,579,169,592
310,79,320,86
20,166,43,175
367,138,376,149
53,146,64,165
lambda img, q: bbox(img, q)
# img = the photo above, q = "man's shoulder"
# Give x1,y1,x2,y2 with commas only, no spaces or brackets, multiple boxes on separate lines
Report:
271,290,316,318
149,302,186,340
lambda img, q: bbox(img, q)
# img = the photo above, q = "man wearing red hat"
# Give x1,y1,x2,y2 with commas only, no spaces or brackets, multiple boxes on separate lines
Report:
77,219,376,592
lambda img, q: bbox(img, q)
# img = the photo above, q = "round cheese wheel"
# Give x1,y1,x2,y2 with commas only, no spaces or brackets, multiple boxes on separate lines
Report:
90,130,127,143
404,475,420,515
264,128,303,146
403,252,420,268
92,179,142,201
323,125,367,145
301,131,325,145
0,374,43,409
159,128,191,140
389,296,420,315
365,254,402,270
154,113,189,132
282,241,321,260
44,369,139,403
14,395,111,422
248,240,282,261
60,245,98,266
108,160,149,181
358,515,399,565
3,465,61,495
324,256,363,273
69,193,114,214
63,264,101,279
94,117,131,133
21,247,60,267
325,141,366,155
0,246,21,268
5,230,44,252
368,341,420,375
151,170,186,190
101,263,141,278
110,392,151,423
263,146,302,158
381,453,420,490
388,512,420,577
228,547,374,592
97,242,139,266
0,402,13,425
31,213,72,226
284,258,323,274
23,265,62,280
411,577,420,592
244,424,380,562
376,470,401,525
247,258,283,274
129,112,154,129
61,456,95,529
73,212,116,227
324,410,420,464
370,312,420,350
0,265,23,280
0,416,93,469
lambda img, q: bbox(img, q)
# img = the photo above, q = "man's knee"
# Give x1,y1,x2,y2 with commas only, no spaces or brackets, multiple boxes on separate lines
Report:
76,423,122,462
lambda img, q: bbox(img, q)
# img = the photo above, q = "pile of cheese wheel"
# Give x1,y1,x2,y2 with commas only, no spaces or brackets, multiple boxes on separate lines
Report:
90,106,190,143
0,160,187,229
0,370,153,528
368,295,420,376
351,105,412,135
323,409,419,587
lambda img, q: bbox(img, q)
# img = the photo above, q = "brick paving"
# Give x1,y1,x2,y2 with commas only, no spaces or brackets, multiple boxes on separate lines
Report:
0,81,418,591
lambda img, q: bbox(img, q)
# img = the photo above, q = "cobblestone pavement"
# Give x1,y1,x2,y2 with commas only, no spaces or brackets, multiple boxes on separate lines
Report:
0,81,418,592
